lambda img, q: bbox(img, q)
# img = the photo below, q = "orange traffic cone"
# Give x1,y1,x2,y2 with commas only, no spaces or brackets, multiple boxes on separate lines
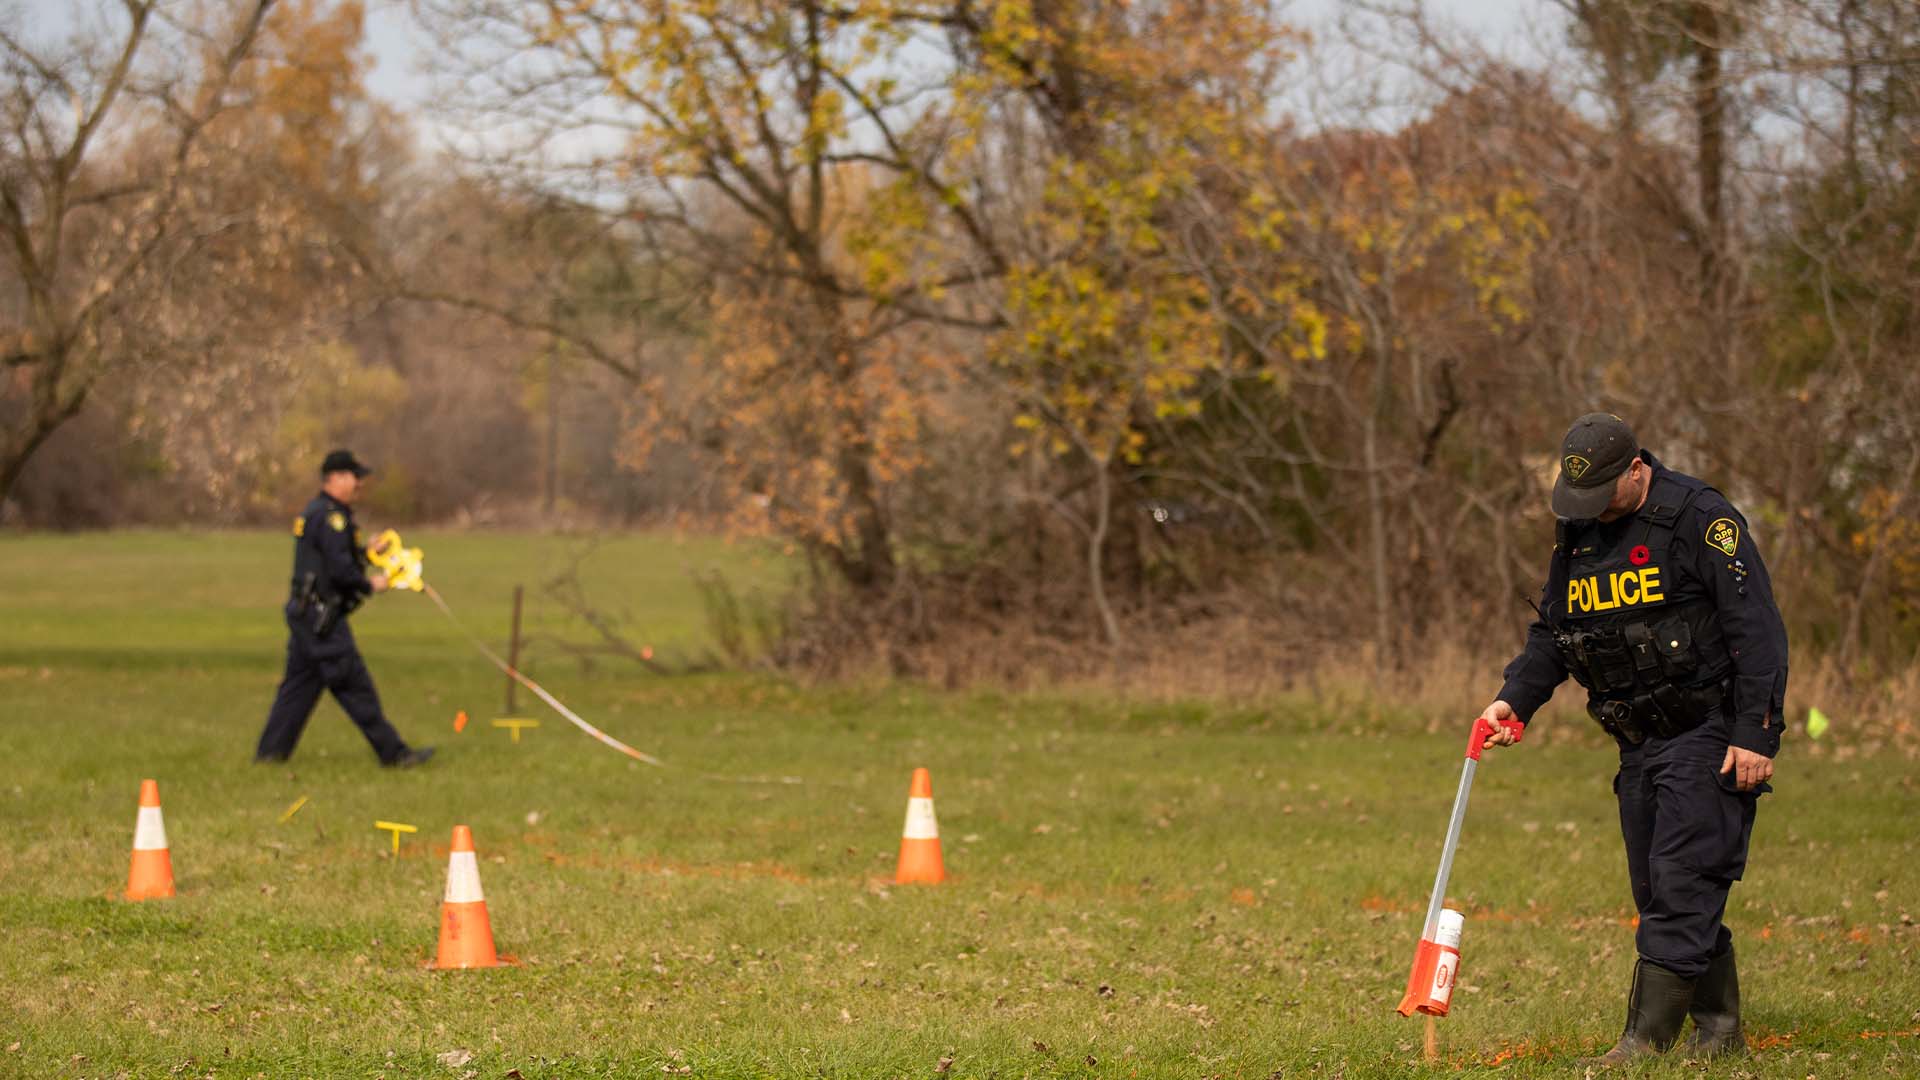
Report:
125,779,175,900
431,825,500,969
895,767,947,884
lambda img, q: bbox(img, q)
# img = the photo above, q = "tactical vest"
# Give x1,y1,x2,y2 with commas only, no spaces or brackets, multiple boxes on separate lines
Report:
1549,472,1732,742
288,497,366,616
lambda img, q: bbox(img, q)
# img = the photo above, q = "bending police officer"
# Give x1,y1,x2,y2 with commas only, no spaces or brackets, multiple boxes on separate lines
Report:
1479,413,1786,1065
255,450,434,767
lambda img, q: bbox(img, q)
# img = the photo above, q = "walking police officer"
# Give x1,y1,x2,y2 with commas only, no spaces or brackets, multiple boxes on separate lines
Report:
1479,414,1786,1064
255,450,434,767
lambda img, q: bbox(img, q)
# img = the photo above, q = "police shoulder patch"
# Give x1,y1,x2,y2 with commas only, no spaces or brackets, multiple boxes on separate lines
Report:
1706,517,1740,556
328,511,347,533
1564,454,1591,480
292,516,305,537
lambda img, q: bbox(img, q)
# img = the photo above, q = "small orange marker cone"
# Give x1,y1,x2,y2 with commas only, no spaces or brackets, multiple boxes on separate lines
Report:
895,768,947,884
125,779,175,900
454,710,469,733
431,825,500,969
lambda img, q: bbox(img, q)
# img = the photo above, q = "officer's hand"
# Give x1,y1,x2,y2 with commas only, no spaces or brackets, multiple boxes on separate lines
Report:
1479,700,1521,749
370,572,390,594
1719,745,1773,791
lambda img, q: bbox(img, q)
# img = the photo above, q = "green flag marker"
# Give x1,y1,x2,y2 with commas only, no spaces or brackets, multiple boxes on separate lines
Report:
1806,707,1830,740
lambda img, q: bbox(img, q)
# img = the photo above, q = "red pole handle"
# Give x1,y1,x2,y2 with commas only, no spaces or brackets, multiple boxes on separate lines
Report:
1467,716,1525,761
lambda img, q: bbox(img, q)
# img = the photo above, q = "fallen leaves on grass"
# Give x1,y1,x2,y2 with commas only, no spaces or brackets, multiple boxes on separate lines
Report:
437,1048,473,1067
1455,1039,1568,1068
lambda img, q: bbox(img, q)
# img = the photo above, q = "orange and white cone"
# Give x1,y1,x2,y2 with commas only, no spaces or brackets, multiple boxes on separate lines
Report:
895,767,947,884
125,779,175,900
431,825,500,969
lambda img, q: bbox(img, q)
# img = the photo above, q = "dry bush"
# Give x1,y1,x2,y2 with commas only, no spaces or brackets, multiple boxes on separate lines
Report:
755,562,1919,755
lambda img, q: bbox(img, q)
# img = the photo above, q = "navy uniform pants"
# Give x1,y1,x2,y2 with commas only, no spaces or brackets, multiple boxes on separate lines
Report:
1614,709,1766,977
256,607,407,764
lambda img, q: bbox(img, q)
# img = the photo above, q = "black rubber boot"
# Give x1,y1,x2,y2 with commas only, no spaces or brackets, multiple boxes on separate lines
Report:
1682,944,1746,1058
385,746,436,768
1576,958,1695,1067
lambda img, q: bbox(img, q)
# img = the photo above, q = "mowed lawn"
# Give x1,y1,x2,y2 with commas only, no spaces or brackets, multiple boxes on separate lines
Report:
1,531,1915,1079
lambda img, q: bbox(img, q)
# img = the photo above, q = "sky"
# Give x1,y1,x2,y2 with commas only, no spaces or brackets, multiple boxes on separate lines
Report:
359,0,1553,110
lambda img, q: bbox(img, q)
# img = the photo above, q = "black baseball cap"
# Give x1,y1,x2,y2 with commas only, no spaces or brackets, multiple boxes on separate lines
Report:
1551,413,1637,519
320,449,372,478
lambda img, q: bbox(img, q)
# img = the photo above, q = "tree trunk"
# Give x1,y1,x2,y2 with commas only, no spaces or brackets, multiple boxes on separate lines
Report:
0,350,89,507
1362,412,1394,674
834,430,896,591
1690,1,1727,298
1087,457,1122,647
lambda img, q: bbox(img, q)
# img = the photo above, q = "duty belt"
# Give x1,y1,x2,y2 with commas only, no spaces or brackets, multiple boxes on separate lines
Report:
1588,680,1729,745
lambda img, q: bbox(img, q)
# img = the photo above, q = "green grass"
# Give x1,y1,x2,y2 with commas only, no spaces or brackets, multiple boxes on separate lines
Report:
1,530,1916,1078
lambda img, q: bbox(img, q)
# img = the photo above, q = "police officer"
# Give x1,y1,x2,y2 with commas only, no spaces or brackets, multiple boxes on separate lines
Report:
254,450,434,768
1479,413,1786,1065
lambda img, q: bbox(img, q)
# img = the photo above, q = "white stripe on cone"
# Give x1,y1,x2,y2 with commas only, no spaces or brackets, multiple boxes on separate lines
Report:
902,796,939,840
443,850,485,904
133,806,168,851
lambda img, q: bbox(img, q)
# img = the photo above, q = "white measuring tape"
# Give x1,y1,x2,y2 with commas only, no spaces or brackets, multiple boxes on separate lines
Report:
419,578,805,785
423,583,665,767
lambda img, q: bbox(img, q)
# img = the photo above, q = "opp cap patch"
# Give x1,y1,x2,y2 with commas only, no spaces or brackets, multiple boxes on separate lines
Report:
1563,454,1592,480
1706,517,1740,556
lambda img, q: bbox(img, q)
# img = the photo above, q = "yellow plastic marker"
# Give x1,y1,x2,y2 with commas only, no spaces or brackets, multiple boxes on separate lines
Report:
279,795,309,823
1807,707,1830,740
374,820,418,855
492,718,540,743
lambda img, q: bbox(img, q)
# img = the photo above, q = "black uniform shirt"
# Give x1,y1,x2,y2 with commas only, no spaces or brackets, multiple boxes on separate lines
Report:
290,492,373,602
1497,452,1789,757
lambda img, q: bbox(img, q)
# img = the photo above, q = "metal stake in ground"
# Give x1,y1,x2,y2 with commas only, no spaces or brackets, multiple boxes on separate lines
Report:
422,582,664,766
505,584,523,716
1397,715,1521,1018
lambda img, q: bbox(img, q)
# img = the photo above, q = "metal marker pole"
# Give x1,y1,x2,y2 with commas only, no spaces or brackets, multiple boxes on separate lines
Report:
505,584,524,716
1398,715,1522,1017
1418,755,1478,942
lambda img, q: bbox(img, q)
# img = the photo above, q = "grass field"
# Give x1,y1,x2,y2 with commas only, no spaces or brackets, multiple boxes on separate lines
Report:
1,531,1916,1079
